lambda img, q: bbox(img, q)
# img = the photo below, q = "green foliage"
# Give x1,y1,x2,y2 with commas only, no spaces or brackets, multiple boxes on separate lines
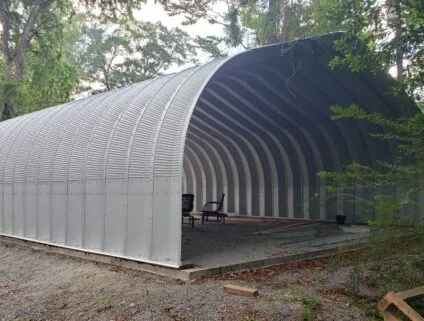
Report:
162,0,212,25
0,0,79,118
76,14,225,93
193,35,227,60
95,294,113,312
319,104,424,227
161,0,340,48
355,232,424,297
316,0,423,239
1,0,226,117
238,0,320,46
322,0,424,98
297,289,321,321
347,264,363,296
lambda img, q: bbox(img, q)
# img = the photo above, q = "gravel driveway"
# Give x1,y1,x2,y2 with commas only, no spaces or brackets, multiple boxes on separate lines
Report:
0,241,371,321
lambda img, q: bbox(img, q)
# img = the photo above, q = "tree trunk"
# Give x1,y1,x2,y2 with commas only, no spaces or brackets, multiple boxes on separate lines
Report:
15,0,42,82
266,0,279,45
3,102,14,119
388,0,404,83
0,1,14,120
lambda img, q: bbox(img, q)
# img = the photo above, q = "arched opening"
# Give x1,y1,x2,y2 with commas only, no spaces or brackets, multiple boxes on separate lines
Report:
180,35,408,266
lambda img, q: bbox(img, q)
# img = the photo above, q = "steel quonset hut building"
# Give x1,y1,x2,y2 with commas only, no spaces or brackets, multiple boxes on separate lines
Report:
0,33,416,267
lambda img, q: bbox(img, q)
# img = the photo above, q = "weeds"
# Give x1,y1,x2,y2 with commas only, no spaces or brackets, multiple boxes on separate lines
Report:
342,230,424,319
347,264,363,297
96,295,113,312
297,289,321,321
324,247,346,272
242,317,261,321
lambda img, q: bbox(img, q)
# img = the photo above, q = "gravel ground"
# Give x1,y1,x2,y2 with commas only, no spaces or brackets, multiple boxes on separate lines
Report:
0,241,376,321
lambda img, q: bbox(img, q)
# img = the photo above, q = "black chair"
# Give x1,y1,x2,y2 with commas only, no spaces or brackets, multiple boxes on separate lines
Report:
202,193,226,224
182,193,195,227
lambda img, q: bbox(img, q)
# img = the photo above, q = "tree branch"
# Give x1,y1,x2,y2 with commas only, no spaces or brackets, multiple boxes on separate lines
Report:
16,0,54,81
0,0,14,81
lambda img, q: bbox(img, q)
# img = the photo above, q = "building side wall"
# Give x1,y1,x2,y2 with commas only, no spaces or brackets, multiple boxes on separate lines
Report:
0,58,226,267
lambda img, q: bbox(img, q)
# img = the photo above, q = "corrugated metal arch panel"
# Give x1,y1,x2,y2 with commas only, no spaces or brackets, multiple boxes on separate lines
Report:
199,88,278,216
25,106,68,182
328,67,396,162
149,60,235,262
152,60,226,177
3,112,41,183
202,87,271,214
275,65,359,216
183,154,197,210
226,73,325,219
210,78,313,217
52,91,115,181
190,112,253,215
182,169,187,194
38,99,90,182
0,114,35,183
0,117,21,233
261,65,348,169
67,88,129,181
296,60,378,219
185,141,217,204
184,144,207,209
0,115,34,234
81,83,144,181
107,75,173,179
319,68,380,165
128,68,199,178
187,123,239,213
186,133,229,211
258,65,346,216
232,71,328,219
86,83,151,181
40,96,101,182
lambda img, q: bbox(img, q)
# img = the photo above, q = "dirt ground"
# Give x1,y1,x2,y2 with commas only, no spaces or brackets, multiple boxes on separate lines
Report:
0,240,390,321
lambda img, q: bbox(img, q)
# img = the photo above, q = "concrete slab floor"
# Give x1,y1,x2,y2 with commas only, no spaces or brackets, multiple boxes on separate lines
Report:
182,217,370,269
0,218,370,281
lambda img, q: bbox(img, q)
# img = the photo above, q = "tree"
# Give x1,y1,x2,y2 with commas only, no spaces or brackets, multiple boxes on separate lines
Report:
315,0,424,226
162,0,337,48
0,0,74,118
0,0,227,117
0,0,148,119
235,0,318,46
314,0,424,96
76,14,226,93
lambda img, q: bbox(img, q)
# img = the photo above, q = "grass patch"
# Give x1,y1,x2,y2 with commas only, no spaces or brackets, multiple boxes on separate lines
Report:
297,289,321,321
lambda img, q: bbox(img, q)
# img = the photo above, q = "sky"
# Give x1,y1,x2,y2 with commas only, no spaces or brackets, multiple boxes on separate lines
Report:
135,0,224,38
135,1,400,80
75,0,239,97
134,0,243,72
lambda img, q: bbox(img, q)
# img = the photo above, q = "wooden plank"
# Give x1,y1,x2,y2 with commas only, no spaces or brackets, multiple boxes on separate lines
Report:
382,310,401,321
384,292,424,321
253,222,320,235
223,284,258,297
397,286,424,301
378,298,392,313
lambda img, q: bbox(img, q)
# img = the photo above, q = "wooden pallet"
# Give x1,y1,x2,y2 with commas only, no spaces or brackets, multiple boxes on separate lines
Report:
378,286,424,321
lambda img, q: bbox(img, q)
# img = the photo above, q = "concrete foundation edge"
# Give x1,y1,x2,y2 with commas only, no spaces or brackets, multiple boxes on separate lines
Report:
0,235,361,281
